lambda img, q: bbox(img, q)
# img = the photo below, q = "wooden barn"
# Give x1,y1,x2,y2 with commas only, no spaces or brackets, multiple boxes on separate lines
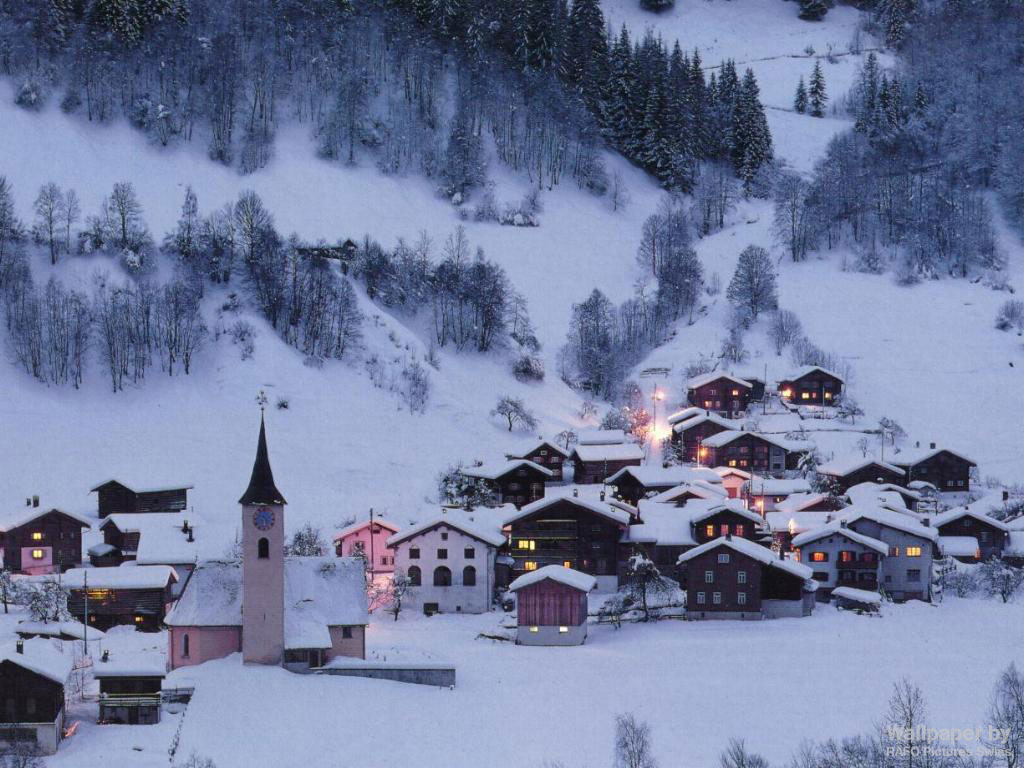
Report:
505,439,571,482
90,480,192,519
934,508,1009,562
686,373,754,418
816,458,906,493
94,652,166,725
508,565,596,646
503,493,637,593
63,566,178,632
0,504,91,575
0,640,72,754
605,465,724,505
891,446,976,492
668,409,739,464
700,431,811,474
461,460,553,507
570,430,644,485
778,366,844,405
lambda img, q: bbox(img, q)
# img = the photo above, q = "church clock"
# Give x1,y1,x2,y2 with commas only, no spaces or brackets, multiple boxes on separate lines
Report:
252,506,275,531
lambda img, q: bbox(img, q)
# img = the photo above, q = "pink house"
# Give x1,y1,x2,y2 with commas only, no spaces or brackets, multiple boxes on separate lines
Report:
713,467,751,500
333,516,400,575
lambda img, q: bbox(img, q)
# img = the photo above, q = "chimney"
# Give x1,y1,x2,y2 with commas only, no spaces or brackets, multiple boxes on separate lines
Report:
32,495,39,508
929,442,936,450
1004,490,1010,502
101,650,109,662
599,491,606,502
915,441,920,448
15,640,24,654
573,488,579,498
778,549,785,561
922,518,930,527
840,519,847,528
187,529,195,543
825,514,833,524
182,520,189,533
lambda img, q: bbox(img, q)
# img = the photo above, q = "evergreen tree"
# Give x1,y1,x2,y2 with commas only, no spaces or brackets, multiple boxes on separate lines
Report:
564,0,608,111
808,61,827,118
798,0,829,21
794,76,808,114
730,69,773,189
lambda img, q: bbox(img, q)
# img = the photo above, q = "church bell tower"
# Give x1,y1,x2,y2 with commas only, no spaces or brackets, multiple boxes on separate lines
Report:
240,414,286,664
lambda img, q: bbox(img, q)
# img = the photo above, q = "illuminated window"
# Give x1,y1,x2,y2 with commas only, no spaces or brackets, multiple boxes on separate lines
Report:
524,561,538,571
839,551,854,563
781,389,792,399
705,524,715,538
824,392,833,400
889,546,900,557
728,460,737,467
518,540,536,551
735,524,745,537
801,392,810,400
704,400,713,408
31,532,43,541
563,561,572,569
811,552,828,562
720,524,729,536
134,615,144,624
558,626,569,634
31,549,44,560
87,588,111,600
529,626,539,633
906,546,922,557
732,389,740,396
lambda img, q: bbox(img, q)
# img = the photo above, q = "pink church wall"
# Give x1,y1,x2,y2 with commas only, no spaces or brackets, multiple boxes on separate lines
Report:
168,626,242,669
335,524,395,575
326,626,366,661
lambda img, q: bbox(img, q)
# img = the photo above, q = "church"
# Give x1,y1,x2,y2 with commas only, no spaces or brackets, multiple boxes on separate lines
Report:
165,417,369,671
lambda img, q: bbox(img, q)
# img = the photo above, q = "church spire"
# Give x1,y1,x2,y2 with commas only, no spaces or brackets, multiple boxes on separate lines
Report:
239,414,286,506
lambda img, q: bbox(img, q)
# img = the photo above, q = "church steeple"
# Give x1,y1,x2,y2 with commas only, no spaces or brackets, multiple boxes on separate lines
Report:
239,414,286,506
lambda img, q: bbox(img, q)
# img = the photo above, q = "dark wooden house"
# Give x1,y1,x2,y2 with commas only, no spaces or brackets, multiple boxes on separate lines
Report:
817,459,906,493
508,565,596,646
778,366,844,405
462,460,552,507
606,466,724,506
686,373,753,418
0,505,91,575
0,640,72,754
678,535,816,619
669,410,738,464
892,446,976,492
700,431,810,474
94,652,166,725
63,566,178,632
506,440,570,482
570,430,644,485
934,509,1009,562
503,494,636,592
90,480,192,519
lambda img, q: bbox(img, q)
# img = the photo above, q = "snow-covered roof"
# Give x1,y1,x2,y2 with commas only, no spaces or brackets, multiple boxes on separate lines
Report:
746,476,812,496
846,482,921,503
626,505,696,547
700,430,812,452
817,458,904,479
1006,531,1024,556
503,494,635,527
285,557,368,648
506,438,570,459
462,460,553,480
890,447,977,468
92,652,167,678
774,493,830,514
0,506,92,533
16,620,104,641
779,365,845,384
387,509,506,548
648,480,728,504
842,507,939,542
677,536,813,582
333,517,401,542
671,412,740,435
687,372,753,390
61,565,178,590
102,512,222,565
685,500,764,526
165,561,243,627
90,478,193,493
0,639,73,684
938,536,980,558
765,510,834,536
88,543,118,557
667,406,706,425
573,441,645,463
713,466,752,480
831,586,881,606
605,465,722,488
932,508,1009,532
791,522,889,555
508,565,597,593
577,429,626,446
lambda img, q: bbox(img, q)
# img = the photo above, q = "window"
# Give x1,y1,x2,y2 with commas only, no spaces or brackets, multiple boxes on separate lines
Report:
889,546,900,557
182,634,190,658
409,547,420,559
31,549,45,560
839,551,854,563
529,626,539,633
518,540,536,550
905,546,922,557
134,615,144,624
563,561,572,568
558,626,569,634
704,570,714,583
907,569,921,582
508,482,520,491
696,592,706,605
342,627,353,639
720,524,730,536
408,566,422,586
464,547,475,559
979,532,990,543
801,392,810,400
705,524,715,538
437,548,448,560
735,524,745,537
737,571,747,584
524,561,538,571
717,553,730,564
433,566,452,587
712,592,722,605
737,592,747,605
440,532,448,541
31,532,43,541
463,566,476,587
810,552,828,562
258,538,269,559
813,572,829,581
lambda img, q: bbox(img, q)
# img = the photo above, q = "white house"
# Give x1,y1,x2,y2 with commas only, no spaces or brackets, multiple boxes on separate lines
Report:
387,509,505,614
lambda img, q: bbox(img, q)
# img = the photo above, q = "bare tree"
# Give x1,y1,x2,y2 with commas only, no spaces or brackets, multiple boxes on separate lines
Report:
980,557,1024,603
719,738,770,768
768,310,803,355
614,713,657,768
988,663,1024,767
61,189,80,254
492,395,538,432
33,182,63,264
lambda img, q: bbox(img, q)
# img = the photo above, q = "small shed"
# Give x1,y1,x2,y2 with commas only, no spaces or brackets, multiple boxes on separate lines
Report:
0,640,72,754
508,565,596,646
94,651,166,724
831,586,882,614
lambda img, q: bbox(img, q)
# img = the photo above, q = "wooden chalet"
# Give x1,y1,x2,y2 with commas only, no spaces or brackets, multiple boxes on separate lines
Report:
700,430,811,474
816,458,906,493
667,408,739,464
934,508,1009,562
743,476,813,514
0,503,91,575
506,439,571,482
461,460,552,507
570,430,644,485
686,372,754,418
503,493,637,592
508,565,596,646
678,535,817,619
63,566,178,632
891,446,976,492
90,480,192,519
778,366,844,405
0,640,72,754
94,652,166,725
605,465,724,505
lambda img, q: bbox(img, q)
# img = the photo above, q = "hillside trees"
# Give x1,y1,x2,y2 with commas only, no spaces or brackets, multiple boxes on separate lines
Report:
727,245,778,322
